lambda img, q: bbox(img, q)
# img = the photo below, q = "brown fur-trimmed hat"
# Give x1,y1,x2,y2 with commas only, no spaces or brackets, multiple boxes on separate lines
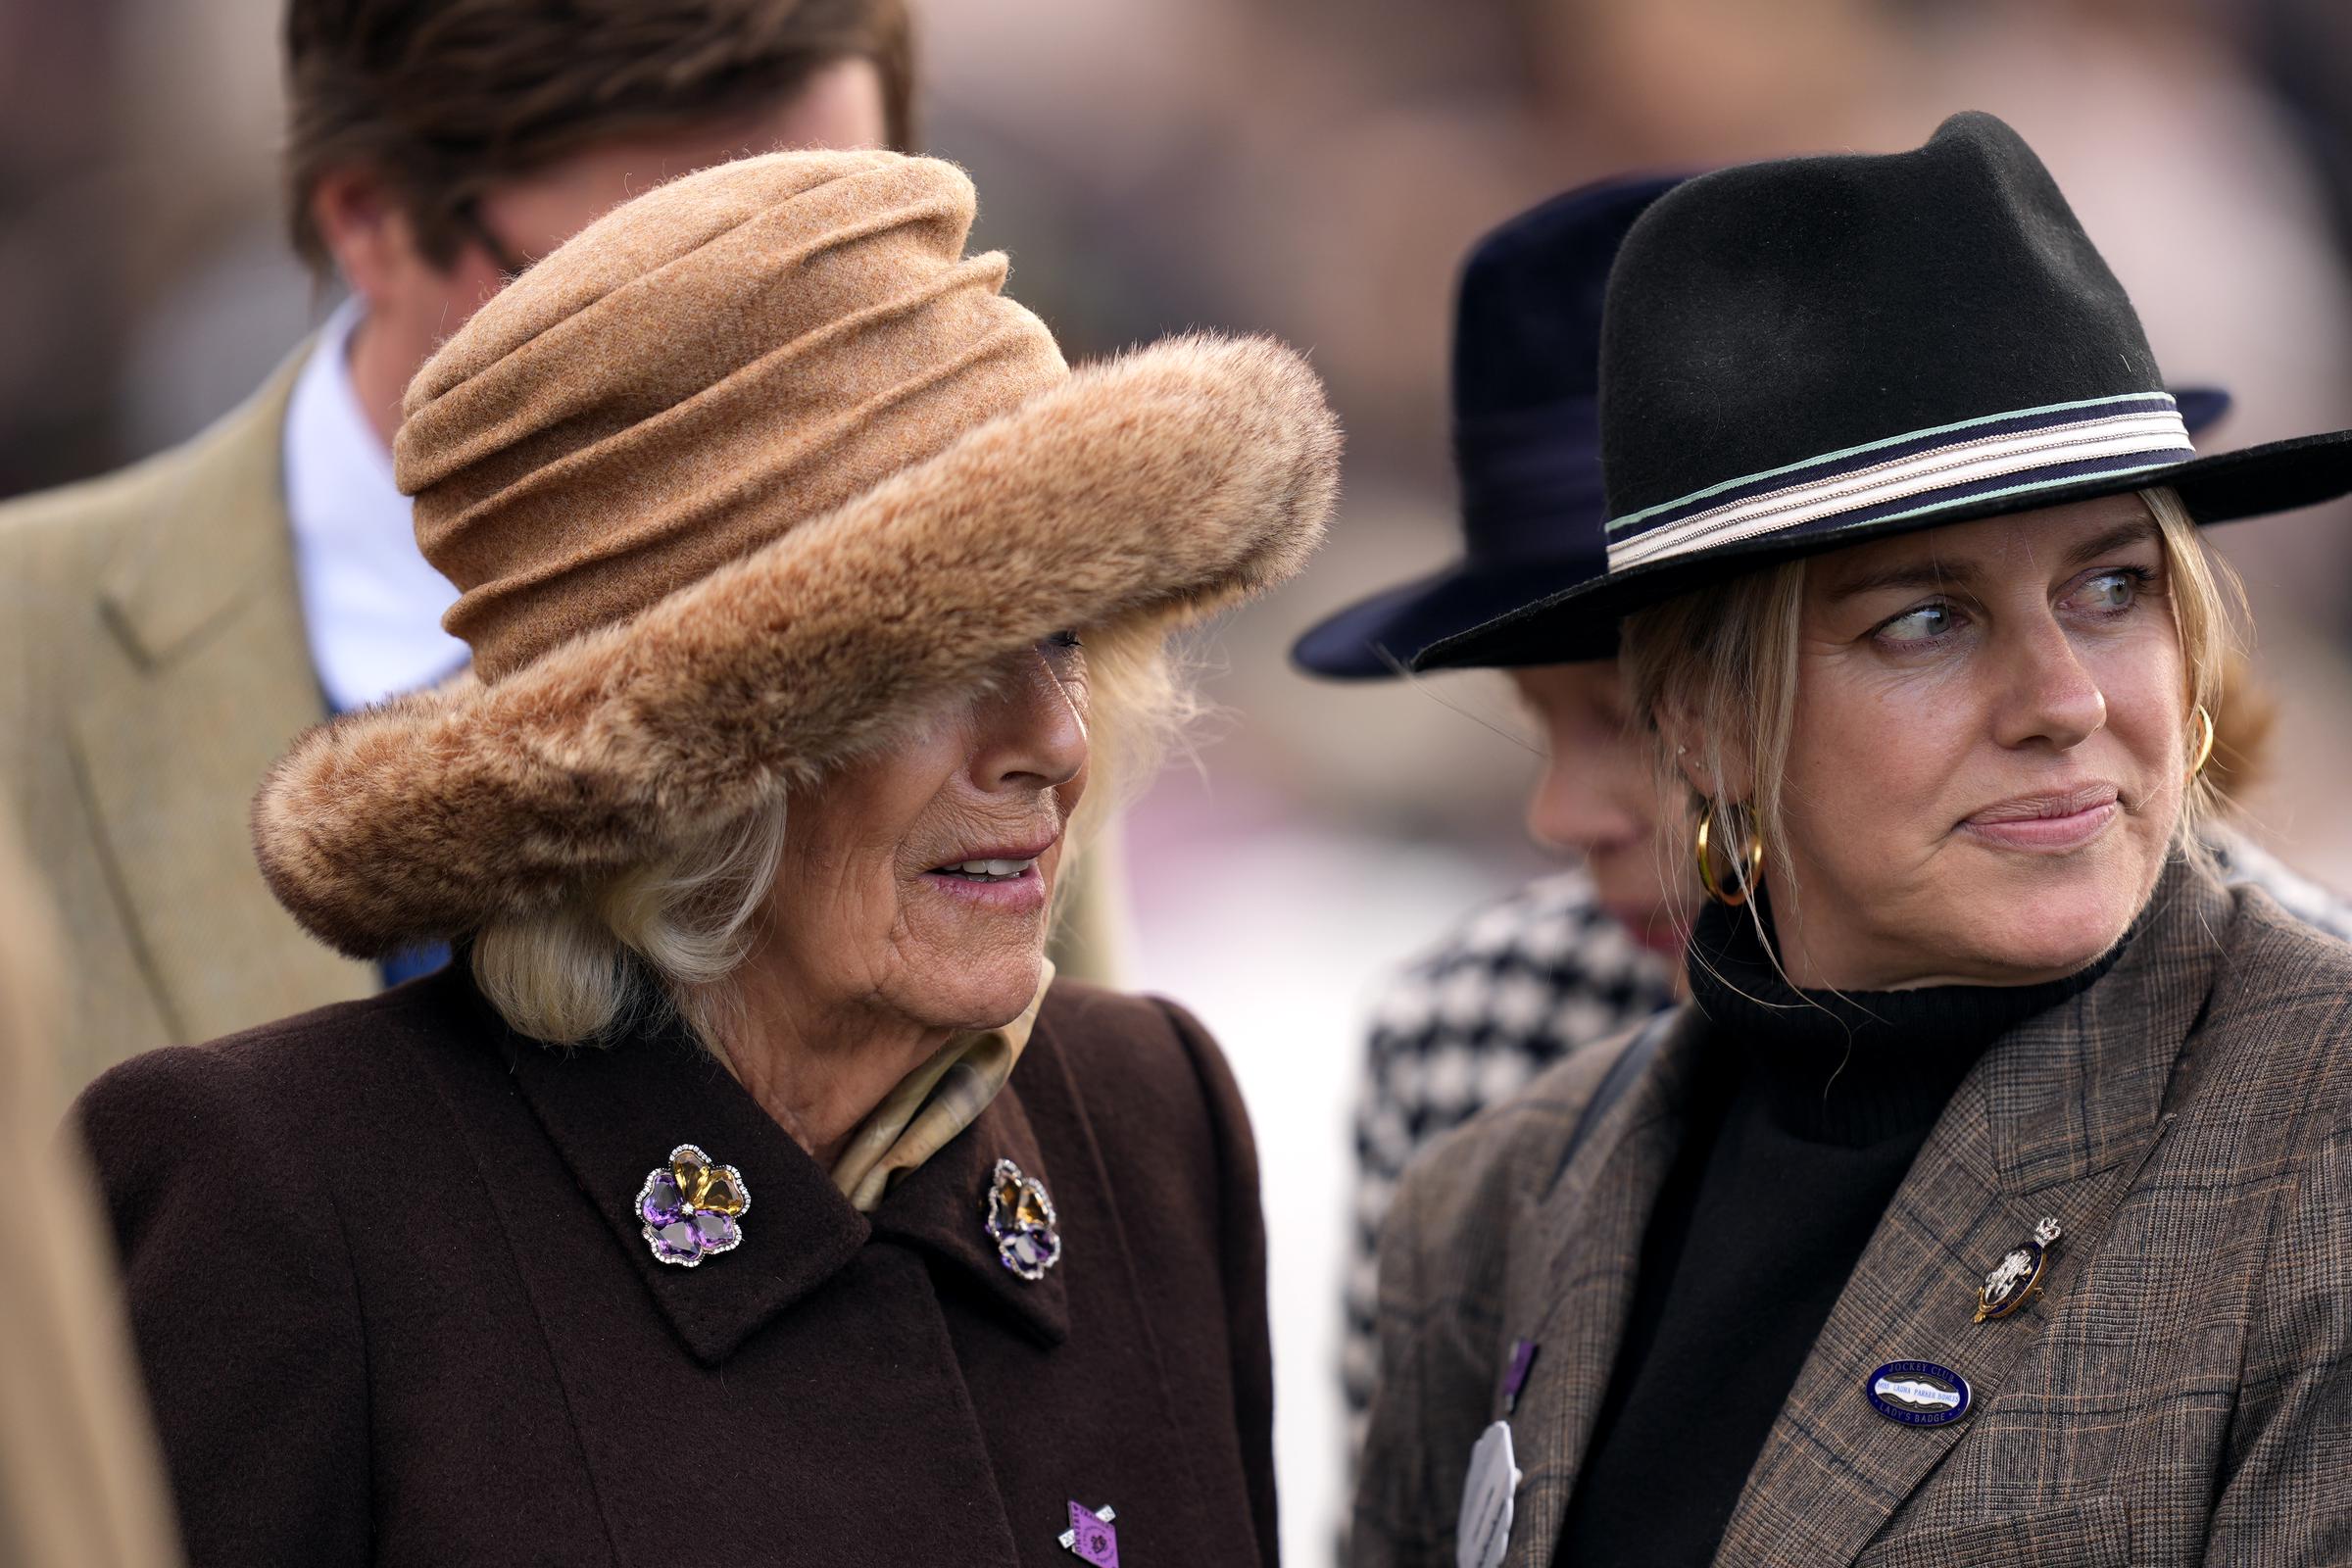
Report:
254,150,1341,958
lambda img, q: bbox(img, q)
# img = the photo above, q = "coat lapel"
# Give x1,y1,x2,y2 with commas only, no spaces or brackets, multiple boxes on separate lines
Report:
1500,1009,1708,1568
1710,861,2227,1565
73,345,372,1040
867,1082,1072,1347
509,987,1077,1365
505,1007,870,1367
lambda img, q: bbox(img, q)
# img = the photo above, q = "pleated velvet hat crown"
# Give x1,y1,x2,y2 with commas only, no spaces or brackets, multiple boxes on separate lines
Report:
254,150,1341,959
1418,111,2352,669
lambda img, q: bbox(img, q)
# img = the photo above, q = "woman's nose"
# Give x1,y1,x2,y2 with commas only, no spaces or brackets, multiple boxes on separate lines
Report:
1993,616,2107,751
1527,759,1646,856
969,651,1088,793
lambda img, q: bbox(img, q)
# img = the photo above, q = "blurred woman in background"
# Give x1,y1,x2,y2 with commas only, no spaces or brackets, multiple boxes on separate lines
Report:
1355,113,2352,1567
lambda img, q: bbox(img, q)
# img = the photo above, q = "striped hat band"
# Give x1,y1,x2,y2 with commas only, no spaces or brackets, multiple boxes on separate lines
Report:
1604,391,2194,573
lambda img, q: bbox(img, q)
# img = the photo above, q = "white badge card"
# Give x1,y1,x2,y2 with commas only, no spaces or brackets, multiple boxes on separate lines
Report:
1456,1420,1522,1568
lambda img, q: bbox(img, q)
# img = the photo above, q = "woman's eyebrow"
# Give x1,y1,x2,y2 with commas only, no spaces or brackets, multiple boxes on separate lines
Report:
1822,560,1970,602
1822,517,2160,603
2060,518,2161,567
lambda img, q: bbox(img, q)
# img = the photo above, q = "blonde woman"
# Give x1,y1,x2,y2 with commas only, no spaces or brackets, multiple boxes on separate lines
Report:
1354,115,2352,1568
76,152,1338,1566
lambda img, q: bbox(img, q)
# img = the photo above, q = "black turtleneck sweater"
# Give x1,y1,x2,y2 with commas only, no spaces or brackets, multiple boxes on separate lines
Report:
1554,900,2120,1566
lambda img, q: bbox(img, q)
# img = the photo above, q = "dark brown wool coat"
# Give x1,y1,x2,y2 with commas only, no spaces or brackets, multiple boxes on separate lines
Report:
76,970,1277,1567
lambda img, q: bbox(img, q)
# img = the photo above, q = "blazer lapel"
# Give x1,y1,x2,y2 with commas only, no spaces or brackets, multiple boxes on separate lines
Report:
74,345,372,1040
1500,1009,1707,1568
1711,862,2227,1565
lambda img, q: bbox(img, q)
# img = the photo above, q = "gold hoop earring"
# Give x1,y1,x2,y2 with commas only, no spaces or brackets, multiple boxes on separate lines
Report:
1693,807,1765,907
2188,705,2216,781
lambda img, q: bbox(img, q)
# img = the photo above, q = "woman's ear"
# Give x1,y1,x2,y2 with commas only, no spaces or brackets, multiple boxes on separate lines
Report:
1657,698,1757,804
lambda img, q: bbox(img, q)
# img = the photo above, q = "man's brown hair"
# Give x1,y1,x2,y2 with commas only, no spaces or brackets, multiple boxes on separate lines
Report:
283,0,913,271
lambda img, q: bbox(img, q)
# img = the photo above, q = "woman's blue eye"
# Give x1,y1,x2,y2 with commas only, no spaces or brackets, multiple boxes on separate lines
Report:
1878,603,1955,643
2078,570,2138,612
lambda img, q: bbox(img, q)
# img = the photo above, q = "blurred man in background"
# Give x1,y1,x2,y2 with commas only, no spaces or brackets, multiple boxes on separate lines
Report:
0,0,907,1102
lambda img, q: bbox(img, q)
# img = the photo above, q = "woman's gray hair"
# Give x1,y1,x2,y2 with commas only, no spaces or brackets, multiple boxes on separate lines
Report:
471,620,1192,1047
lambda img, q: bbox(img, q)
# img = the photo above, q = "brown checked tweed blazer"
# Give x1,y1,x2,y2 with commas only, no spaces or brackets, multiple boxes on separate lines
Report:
1352,858,2352,1568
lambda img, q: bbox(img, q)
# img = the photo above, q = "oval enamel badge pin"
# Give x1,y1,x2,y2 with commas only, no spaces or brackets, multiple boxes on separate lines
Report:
1865,1360,1972,1427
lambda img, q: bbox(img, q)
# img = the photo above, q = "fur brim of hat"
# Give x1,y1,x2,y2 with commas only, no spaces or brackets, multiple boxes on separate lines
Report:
255,332,1339,958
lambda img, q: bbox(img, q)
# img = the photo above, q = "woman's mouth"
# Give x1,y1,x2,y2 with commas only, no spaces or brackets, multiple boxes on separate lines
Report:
931,857,1039,884
919,843,1054,910
1958,785,2122,853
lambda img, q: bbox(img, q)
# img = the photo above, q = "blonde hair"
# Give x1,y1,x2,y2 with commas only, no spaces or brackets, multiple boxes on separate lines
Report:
1618,486,2244,943
472,619,1192,1047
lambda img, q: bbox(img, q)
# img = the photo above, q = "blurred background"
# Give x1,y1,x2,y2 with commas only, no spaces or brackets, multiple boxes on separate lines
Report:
8,0,2352,1557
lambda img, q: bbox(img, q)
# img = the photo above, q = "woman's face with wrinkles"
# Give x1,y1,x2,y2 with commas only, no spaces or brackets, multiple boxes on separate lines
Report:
1760,494,2189,991
748,635,1092,1035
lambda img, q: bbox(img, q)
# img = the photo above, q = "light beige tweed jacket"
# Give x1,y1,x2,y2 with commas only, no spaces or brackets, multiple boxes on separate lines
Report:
1354,858,2352,1567
0,349,372,1102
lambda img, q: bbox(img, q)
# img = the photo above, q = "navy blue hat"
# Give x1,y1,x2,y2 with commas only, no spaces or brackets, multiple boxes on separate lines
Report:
1293,173,1685,675
1295,160,2236,677
1417,112,2328,671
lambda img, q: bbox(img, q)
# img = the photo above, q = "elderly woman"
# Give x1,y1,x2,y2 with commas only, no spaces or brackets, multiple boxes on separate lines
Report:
1353,115,2352,1568
75,151,1337,1567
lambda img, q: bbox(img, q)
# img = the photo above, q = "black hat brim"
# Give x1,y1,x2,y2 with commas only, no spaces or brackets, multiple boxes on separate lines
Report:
1414,427,2352,671
1291,555,1619,676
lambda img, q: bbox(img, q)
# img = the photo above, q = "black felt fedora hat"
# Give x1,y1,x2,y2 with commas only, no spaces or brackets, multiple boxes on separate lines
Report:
1415,112,2352,671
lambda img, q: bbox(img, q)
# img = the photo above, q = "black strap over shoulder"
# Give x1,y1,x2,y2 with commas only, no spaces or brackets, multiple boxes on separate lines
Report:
1550,1007,1676,1188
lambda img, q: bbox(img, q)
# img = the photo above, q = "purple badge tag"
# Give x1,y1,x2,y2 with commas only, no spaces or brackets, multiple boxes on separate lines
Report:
1059,1500,1118,1566
1501,1339,1540,1414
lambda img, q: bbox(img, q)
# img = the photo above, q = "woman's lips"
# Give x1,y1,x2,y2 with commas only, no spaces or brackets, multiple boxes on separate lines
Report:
1959,785,2122,853
1609,904,1690,956
919,859,1049,912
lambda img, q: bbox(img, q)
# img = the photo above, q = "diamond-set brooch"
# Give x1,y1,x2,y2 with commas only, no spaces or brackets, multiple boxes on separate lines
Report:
1975,1215,2061,1323
985,1157,1062,1281
637,1144,750,1267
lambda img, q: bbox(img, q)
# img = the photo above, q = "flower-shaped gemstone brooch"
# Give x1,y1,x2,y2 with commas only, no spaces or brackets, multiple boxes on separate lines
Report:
984,1157,1061,1281
637,1144,750,1267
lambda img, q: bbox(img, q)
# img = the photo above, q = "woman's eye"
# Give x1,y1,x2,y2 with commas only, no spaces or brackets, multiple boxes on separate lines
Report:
1040,630,1088,680
1876,603,1957,644
2074,570,2139,613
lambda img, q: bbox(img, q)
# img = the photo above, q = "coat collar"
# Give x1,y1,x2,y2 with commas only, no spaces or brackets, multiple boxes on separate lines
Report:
1496,858,2229,1568
499,977,1069,1368
99,345,310,668
866,1077,1071,1348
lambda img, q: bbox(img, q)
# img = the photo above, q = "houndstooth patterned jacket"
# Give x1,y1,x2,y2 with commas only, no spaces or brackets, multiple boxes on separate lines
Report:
1350,858,2352,1567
